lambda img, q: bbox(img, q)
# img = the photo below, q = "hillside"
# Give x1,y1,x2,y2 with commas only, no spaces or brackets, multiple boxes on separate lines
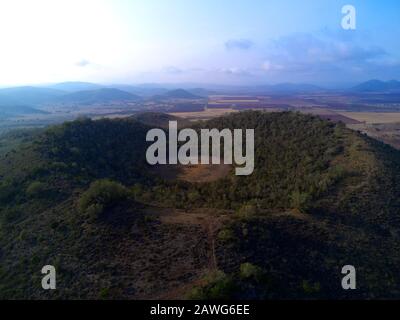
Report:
0,87,65,106
0,105,49,118
131,112,191,128
352,79,400,93
1,111,400,299
57,88,141,105
46,82,103,92
156,89,201,100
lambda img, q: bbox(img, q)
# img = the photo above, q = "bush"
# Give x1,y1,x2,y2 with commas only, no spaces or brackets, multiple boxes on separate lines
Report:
0,181,17,203
26,181,48,198
290,191,311,212
78,179,130,218
239,263,263,281
217,228,235,243
188,271,236,300
235,203,258,219
302,280,321,294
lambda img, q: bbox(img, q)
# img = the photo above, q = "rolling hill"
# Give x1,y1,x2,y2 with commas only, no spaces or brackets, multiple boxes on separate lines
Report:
0,105,49,118
352,79,400,93
0,87,65,106
46,82,103,92
1,111,400,299
56,88,142,104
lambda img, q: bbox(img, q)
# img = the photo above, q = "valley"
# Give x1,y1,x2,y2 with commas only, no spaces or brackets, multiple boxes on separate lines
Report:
2,81,400,151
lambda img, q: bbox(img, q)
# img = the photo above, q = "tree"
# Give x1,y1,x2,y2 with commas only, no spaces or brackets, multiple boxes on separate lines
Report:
78,179,130,218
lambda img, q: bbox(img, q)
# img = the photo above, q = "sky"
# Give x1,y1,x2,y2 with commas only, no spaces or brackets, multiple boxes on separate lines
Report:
0,0,399,87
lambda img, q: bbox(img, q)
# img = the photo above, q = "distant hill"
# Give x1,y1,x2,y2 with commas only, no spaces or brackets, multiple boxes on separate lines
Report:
156,89,202,100
0,105,48,115
352,80,400,93
111,85,169,97
57,88,142,104
0,105,48,117
46,82,103,92
187,88,217,97
0,87,65,106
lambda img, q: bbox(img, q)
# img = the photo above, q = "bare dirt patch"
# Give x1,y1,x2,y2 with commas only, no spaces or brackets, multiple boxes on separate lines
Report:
152,162,232,183
339,112,400,124
141,207,231,299
168,108,238,121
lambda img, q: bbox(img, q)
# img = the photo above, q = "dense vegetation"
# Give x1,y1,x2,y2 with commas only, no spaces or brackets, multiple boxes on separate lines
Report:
1,111,400,299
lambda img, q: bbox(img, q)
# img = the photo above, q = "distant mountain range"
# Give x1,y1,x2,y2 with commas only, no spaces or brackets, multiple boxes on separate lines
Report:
57,88,141,104
0,86,64,106
351,80,400,93
0,105,49,118
46,81,103,92
0,80,399,115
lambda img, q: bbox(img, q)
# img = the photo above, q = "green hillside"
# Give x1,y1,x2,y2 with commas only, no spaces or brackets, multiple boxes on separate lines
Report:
1,111,400,299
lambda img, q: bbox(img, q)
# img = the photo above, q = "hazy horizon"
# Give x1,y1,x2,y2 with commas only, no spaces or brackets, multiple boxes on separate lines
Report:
0,79,398,91
0,0,399,86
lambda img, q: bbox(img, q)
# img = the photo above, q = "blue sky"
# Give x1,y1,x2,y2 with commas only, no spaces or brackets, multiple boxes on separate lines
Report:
0,0,399,86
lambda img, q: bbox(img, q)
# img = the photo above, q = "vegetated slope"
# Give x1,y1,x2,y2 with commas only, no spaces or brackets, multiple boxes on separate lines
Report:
1,111,400,299
131,112,191,128
57,88,141,104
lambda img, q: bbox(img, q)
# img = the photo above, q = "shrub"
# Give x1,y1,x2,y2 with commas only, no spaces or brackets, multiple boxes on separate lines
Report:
239,263,263,281
217,228,235,243
290,190,311,212
26,181,48,198
78,179,130,218
235,203,258,219
188,271,236,300
302,280,321,294
0,181,17,203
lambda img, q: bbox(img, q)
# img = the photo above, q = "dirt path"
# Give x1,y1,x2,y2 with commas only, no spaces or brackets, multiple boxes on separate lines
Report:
155,208,225,272
143,207,230,299
206,219,218,271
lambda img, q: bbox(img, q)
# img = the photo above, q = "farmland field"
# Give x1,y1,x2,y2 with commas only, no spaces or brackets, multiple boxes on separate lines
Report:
338,112,400,124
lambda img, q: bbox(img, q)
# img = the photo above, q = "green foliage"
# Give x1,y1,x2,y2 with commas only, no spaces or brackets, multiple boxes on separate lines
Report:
78,179,130,218
99,288,110,299
188,271,236,300
302,280,321,294
290,190,311,212
40,117,151,184
0,180,17,203
235,203,258,219
1,111,400,299
239,263,263,280
150,111,357,212
1,207,23,224
26,181,48,198
217,228,235,243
